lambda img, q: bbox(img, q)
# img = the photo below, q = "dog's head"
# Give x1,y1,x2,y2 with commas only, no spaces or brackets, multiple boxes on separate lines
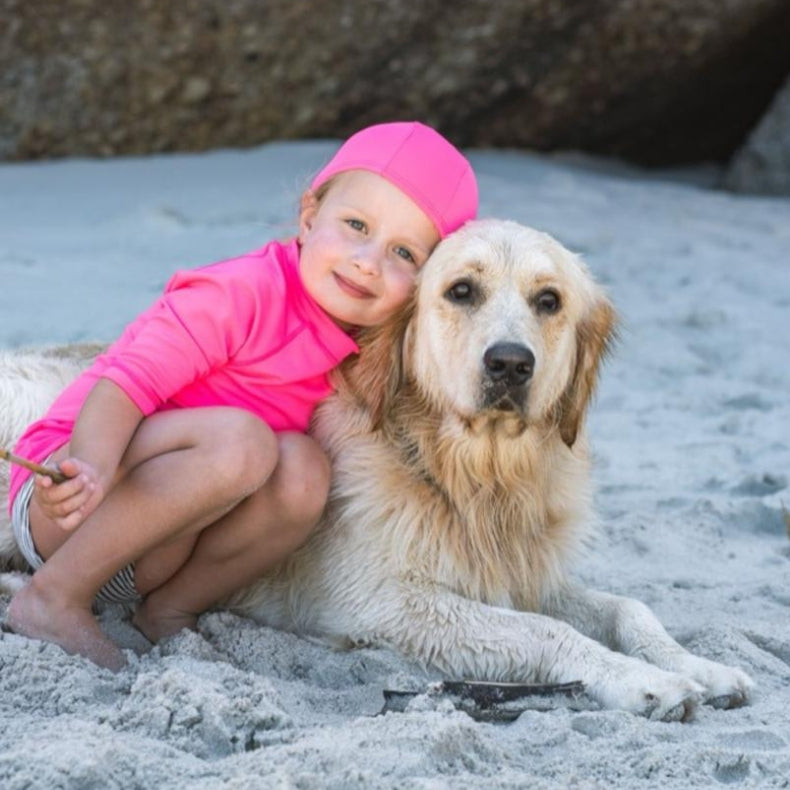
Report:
340,219,616,447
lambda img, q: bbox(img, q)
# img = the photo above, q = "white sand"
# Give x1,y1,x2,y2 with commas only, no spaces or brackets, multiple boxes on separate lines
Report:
1,143,789,789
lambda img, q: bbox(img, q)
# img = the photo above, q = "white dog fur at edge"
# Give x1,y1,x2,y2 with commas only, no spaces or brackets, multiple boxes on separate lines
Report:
0,220,753,721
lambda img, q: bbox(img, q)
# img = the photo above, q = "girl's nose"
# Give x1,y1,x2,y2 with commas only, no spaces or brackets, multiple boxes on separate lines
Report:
352,242,383,275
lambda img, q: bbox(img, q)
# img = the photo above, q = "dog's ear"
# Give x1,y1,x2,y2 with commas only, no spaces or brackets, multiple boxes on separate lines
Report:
333,298,415,429
556,295,617,447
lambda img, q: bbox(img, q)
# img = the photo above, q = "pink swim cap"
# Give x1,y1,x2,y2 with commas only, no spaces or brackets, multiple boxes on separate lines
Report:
310,121,478,238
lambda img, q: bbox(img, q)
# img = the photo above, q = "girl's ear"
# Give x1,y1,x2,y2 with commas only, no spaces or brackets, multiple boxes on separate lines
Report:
298,189,319,243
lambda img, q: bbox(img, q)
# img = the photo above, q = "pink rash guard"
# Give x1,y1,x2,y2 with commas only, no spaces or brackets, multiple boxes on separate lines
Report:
8,239,359,511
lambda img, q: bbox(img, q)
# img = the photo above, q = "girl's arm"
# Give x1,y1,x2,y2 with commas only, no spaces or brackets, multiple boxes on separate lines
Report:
35,379,143,532
69,378,144,487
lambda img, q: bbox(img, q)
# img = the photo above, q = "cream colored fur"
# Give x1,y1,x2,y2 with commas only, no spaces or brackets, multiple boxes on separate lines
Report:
0,221,752,719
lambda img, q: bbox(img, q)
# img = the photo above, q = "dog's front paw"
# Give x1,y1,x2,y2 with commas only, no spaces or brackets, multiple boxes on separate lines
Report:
592,661,704,722
669,654,754,710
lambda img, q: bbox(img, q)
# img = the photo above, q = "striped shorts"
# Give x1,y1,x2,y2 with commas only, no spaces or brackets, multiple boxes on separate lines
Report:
10,471,141,605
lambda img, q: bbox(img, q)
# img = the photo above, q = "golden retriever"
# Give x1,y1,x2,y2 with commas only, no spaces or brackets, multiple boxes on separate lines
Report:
0,220,752,720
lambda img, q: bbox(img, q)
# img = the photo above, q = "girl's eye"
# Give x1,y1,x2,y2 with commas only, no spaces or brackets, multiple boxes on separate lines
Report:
394,246,416,265
346,218,366,232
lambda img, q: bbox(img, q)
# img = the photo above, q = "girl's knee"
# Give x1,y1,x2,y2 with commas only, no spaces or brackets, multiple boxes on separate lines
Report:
273,433,331,522
208,409,279,493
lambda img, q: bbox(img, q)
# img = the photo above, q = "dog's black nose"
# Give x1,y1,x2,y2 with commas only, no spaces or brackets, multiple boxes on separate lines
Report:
483,343,535,386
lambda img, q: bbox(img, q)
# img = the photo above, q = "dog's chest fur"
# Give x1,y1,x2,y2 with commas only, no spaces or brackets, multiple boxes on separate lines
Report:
325,393,593,614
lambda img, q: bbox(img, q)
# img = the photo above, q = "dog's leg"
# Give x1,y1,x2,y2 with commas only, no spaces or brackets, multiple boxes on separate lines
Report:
544,584,754,709
362,584,705,721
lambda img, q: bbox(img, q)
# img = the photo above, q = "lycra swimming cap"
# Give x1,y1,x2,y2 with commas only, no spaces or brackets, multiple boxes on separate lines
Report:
310,121,478,238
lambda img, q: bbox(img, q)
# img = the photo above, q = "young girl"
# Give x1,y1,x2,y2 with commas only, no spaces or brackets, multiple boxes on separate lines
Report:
5,121,478,670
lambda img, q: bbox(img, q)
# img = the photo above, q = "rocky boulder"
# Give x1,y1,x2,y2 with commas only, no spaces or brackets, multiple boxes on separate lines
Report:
725,75,790,195
2,0,790,165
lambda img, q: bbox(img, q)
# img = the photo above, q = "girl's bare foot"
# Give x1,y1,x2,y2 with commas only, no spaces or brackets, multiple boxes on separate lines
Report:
132,597,197,643
6,579,126,671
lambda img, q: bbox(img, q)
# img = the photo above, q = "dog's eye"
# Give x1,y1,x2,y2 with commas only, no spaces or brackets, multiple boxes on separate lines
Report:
534,289,561,314
445,280,476,304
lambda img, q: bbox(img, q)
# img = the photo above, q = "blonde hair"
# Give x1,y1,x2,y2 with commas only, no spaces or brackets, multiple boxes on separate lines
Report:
312,175,337,204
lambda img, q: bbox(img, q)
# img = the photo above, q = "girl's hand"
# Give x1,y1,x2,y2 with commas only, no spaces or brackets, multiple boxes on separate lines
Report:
33,457,106,532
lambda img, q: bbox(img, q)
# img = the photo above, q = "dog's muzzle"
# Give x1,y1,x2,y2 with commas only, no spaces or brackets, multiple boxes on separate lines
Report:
481,342,534,411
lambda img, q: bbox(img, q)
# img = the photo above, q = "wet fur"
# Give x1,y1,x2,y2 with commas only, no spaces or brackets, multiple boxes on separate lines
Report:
228,221,752,718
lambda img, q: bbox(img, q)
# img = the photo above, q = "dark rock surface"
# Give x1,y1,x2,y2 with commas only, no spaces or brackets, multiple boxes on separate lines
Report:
2,0,790,165
725,75,790,195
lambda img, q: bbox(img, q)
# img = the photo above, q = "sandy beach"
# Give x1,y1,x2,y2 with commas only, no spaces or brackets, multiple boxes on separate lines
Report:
1,141,789,788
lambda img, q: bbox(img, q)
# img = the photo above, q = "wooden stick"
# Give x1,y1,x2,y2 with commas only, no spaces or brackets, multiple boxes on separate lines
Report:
0,447,68,484
380,680,594,720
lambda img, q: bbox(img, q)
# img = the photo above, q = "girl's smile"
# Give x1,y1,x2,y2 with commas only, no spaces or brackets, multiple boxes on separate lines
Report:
332,271,376,299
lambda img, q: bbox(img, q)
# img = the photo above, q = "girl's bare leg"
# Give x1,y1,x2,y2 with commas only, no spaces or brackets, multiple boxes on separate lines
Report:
133,431,330,641
6,407,280,670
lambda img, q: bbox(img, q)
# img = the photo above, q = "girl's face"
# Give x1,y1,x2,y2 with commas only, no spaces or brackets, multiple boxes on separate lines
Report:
298,170,440,329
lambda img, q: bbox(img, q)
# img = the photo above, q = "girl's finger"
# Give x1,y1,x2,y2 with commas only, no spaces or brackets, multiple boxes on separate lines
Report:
55,511,85,532
49,484,97,518
56,458,84,479
35,473,89,504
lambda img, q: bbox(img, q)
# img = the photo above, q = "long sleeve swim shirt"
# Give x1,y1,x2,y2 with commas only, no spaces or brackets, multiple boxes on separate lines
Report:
8,239,359,510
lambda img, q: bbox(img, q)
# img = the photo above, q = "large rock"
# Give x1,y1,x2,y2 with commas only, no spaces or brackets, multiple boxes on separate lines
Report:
724,75,790,195
2,0,790,165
